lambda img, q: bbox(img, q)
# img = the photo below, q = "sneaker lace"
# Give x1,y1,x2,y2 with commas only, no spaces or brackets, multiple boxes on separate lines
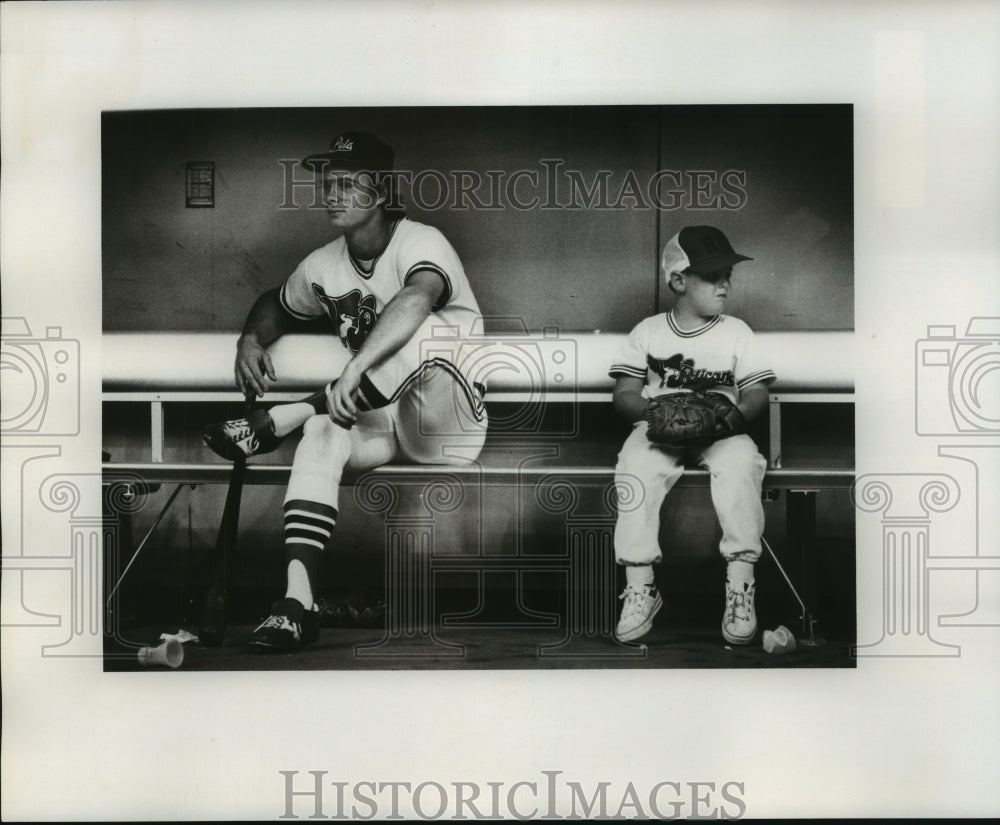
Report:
726,585,753,623
223,419,252,441
257,613,292,631
619,584,653,617
223,418,260,453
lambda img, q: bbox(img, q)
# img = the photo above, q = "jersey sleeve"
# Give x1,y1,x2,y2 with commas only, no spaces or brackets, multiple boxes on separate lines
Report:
393,223,464,312
609,320,650,380
278,254,325,321
733,325,776,390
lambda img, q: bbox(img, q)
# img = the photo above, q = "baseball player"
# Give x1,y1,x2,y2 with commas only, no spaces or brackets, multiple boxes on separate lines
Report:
609,226,775,645
201,131,488,651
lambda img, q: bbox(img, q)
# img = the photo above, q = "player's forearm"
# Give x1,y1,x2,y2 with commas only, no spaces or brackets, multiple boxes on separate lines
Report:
347,286,434,376
239,288,295,348
614,390,649,423
737,384,769,423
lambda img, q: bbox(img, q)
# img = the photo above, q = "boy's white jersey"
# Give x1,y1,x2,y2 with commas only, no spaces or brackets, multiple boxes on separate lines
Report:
609,311,775,404
279,216,482,353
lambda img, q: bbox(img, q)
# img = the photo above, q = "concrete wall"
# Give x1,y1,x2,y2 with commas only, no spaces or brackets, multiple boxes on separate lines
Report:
103,105,853,333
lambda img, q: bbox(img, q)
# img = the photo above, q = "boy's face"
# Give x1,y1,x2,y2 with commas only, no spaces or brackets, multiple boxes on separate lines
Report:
674,267,733,317
321,170,384,230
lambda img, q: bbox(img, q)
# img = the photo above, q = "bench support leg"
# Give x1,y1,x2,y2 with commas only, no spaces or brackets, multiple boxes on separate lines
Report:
106,483,188,607
775,490,825,645
762,535,820,646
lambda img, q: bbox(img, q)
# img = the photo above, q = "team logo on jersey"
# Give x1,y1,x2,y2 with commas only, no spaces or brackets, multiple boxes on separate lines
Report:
311,285,379,353
647,353,734,391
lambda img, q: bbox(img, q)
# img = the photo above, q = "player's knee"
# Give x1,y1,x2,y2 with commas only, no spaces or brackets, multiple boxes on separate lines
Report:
735,437,767,472
722,434,761,458
615,436,645,471
301,413,331,440
708,436,765,476
301,414,352,460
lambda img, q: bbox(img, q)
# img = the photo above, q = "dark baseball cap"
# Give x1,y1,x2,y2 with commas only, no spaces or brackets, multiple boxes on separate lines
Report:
661,226,752,276
300,131,394,173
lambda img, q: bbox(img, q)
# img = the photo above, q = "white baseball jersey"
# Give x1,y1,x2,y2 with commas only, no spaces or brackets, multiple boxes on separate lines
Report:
609,311,775,403
279,217,482,353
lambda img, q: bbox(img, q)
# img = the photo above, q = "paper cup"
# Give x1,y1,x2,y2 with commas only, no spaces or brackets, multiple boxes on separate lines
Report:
137,638,184,668
762,625,797,654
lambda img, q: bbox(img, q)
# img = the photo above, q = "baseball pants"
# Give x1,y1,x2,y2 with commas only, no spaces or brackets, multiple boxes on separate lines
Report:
614,421,766,566
285,315,488,511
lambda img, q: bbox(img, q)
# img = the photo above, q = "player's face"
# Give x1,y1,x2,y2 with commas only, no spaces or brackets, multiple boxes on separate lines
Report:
684,268,732,317
321,170,382,229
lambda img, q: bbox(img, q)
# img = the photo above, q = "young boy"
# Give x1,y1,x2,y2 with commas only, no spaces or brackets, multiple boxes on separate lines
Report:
608,226,775,645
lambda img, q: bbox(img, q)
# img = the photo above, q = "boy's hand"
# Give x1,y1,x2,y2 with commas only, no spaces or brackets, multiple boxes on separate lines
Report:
644,392,746,448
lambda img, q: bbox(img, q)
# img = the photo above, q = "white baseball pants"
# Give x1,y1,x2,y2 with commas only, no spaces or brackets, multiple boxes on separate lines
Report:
614,421,766,566
285,315,488,510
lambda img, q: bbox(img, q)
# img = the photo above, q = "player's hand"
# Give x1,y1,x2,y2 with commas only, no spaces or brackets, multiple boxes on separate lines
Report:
326,362,361,428
234,336,276,398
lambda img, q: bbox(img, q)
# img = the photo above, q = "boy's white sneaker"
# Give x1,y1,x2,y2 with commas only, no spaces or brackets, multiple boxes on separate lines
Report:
615,583,663,642
722,579,757,645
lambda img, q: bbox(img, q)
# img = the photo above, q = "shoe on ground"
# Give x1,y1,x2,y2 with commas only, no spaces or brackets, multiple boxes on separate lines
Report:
249,597,320,651
722,579,757,645
202,408,282,460
615,583,663,642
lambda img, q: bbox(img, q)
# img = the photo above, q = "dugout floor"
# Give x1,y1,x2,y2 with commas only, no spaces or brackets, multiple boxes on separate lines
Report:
104,542,857,672
105,607,856,672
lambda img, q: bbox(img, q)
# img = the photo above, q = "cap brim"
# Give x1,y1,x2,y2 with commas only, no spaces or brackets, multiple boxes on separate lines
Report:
299,153,372,172
686,252,753,274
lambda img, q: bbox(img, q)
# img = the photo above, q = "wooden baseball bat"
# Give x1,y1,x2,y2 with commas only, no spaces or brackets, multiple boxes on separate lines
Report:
198,392,254,646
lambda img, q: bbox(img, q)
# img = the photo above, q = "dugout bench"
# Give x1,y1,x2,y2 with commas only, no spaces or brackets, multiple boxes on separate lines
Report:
102,329,854,652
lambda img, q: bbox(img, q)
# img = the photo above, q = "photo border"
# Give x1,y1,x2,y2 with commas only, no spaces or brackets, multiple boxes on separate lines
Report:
3,1,999,820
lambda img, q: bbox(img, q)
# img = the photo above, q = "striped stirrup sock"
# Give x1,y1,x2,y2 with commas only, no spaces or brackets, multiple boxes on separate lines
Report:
282,499,338,582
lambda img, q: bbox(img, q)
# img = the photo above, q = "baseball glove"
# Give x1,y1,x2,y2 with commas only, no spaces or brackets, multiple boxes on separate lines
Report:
644,392,746,448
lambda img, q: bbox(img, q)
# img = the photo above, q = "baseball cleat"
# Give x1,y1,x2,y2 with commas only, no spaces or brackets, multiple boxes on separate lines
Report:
615,583,663,642
249,597,320,651
721,579,757,645
202,408,282,460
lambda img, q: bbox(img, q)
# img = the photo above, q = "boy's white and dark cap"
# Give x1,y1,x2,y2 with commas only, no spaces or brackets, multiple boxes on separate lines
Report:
661,226,753,276
301,131,395,173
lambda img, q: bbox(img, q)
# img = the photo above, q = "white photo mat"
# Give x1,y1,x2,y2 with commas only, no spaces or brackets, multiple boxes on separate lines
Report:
2,1,999,820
